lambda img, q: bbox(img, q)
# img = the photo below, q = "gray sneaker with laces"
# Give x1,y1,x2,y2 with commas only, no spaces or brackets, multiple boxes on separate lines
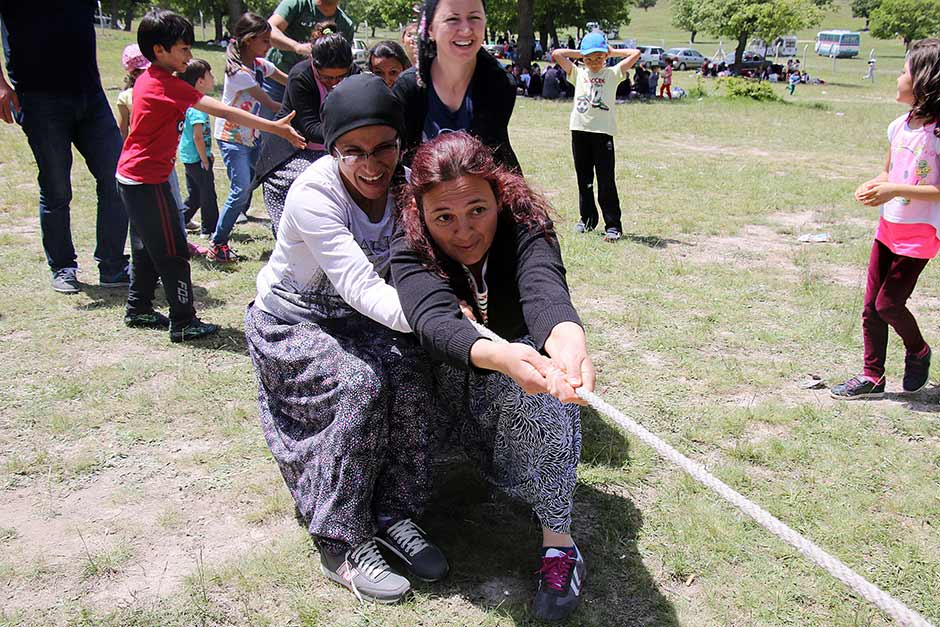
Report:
320,539,411,603
51,267,80,294
376,518,449,582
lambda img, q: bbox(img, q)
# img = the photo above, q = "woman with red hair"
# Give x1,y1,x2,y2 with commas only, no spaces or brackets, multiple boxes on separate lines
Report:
391,131,594,622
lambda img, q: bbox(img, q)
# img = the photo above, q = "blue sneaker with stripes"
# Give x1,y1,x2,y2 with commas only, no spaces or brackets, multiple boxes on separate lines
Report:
533,546,586,621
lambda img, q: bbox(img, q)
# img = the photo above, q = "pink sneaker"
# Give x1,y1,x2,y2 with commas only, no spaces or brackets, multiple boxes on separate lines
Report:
188,241,210,257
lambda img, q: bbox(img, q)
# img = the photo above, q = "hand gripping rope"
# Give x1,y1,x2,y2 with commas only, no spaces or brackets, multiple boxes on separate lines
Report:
471,322,935,627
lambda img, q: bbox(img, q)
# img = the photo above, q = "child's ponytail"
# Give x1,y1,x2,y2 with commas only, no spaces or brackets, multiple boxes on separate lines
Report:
225,12,271,77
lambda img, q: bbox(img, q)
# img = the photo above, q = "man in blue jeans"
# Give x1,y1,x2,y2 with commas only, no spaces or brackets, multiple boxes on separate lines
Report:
0,0,129,294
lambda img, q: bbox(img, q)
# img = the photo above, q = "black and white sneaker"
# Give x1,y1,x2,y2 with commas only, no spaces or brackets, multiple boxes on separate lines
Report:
532,547,586,622
376,518,449,582
830,375,885,400
320,539,411,604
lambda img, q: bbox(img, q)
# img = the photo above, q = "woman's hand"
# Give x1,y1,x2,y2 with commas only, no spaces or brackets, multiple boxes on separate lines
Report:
470,339,553,395
543,321,595,405
856,180,898,206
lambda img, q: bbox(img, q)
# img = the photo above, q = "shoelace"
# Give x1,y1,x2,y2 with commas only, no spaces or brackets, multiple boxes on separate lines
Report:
537,550,575,592
350,539,391,580
386,519,430,555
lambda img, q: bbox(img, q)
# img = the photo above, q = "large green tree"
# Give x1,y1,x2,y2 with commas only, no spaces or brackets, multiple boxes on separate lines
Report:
850,0,882,30
869,0,940,50
693,0,826,69
671,0,701,42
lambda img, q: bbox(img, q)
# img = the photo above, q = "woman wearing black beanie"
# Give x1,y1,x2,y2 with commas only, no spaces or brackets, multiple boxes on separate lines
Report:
244,74,447,604
392,0,520,171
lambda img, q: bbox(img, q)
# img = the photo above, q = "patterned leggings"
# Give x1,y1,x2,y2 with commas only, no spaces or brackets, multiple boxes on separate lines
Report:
261,149,324,237
435,353,582,534
244,304,435,550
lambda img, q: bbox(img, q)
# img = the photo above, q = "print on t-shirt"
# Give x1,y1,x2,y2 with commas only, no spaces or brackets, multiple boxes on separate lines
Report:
576,74,611,113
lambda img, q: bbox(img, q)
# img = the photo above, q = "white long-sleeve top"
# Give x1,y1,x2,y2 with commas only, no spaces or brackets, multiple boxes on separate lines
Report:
255,155,411,332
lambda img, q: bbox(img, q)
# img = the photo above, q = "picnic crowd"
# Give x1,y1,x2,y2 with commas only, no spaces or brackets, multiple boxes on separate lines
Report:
1,0,939,621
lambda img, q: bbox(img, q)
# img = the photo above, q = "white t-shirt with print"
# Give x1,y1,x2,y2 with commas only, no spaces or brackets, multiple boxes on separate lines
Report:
255,155,411,331
567,64,623,137
213,57,276,146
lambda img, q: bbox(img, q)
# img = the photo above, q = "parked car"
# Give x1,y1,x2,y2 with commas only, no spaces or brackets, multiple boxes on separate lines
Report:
352,39,369,67
663,48,705,70
484,42,504,58
724,51,766,69
637,45,665,66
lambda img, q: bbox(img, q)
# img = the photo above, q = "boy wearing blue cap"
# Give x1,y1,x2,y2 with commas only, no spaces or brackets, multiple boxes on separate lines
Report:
552,33,639,241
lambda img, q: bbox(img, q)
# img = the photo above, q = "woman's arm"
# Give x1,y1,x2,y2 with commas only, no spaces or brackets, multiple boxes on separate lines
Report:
290,180,411,332
193,96,305,148
270,67,290,87
286,66,325,142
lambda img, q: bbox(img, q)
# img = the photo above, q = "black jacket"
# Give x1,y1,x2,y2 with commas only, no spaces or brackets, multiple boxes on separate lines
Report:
253,60,358,188
391,50,520,172
390,216,580,370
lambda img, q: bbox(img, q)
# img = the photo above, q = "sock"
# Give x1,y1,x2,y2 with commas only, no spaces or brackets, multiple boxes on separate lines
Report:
544,545,579,560
915,344,931,359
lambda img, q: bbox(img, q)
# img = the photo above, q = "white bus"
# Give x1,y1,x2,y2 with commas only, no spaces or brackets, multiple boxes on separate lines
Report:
815,30,860,58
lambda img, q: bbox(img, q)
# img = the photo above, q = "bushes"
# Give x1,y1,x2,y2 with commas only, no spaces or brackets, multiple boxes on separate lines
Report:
716,77,782,102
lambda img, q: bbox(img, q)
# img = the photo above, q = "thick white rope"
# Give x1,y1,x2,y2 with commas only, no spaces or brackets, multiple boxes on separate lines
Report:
471,323,935,627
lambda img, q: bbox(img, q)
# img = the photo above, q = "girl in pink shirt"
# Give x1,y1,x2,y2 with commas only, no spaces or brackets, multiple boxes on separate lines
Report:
832,39,940,399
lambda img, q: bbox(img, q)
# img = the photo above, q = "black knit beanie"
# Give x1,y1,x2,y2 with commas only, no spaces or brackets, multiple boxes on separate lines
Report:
321,74,405,152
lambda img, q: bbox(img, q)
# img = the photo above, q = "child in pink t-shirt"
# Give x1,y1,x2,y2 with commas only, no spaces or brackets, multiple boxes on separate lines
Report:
831,38,940,399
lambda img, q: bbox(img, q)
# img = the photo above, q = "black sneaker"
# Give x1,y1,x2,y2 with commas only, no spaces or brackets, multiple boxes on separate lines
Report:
51,267,80,294
532,547,586,622
169,318,219,343
830,375,885,400
124,311,170,329
903,347,931,393
376,518,449,582
320,539,411,604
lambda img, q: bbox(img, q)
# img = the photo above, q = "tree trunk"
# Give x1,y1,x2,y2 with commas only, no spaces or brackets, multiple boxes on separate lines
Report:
227,0,243,33
516,0,534,68
904,37,911,51
690,30,696,43
215,10,224,41
371,24,376,37
123,2,133,31
734,30,748,70
110,0,119,29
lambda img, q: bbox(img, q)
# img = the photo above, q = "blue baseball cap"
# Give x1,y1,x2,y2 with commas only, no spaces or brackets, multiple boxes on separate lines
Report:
580,32,608,55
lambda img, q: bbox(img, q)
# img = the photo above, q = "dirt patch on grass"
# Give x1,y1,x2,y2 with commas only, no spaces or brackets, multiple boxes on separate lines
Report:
0,440,295,613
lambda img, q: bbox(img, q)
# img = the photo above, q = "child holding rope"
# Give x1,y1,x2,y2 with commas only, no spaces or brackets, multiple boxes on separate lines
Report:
552,32,639,242
831,39,940,399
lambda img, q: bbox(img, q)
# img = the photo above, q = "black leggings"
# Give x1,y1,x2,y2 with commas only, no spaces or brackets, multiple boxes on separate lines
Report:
571,130,622,233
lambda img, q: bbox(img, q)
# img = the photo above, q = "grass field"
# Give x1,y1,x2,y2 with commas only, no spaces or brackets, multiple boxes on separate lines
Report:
1,1,939,626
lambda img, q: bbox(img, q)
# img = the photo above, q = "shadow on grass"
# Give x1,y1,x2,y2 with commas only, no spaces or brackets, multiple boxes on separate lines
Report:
415,408,677,626
622,233,687,250
886,385,940,413
195,325,249,355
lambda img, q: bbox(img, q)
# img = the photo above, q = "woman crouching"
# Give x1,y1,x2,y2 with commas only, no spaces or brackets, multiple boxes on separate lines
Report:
392,131,595,621
245,74,447,604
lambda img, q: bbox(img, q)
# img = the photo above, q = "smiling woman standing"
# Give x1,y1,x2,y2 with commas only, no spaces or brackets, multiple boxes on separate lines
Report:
245,74,448,604
392,0,519,170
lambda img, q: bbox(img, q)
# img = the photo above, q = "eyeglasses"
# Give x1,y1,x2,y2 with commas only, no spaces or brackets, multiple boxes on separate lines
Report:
315,66,352,85
333,139,400,165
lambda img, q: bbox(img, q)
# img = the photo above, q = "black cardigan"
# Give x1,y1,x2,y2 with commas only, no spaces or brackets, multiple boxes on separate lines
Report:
253,60,358,188
390,216,581,370
391,50,521,172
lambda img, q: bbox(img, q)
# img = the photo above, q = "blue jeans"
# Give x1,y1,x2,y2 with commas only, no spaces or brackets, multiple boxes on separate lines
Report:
213,140,260,246
260,77,285,121
17,88,128,276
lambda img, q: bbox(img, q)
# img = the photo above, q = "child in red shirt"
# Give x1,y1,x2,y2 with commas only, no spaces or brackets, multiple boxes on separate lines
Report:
117,9,303,342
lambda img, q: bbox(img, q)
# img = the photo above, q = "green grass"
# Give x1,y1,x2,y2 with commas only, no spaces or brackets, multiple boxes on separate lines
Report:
1,2,939,626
